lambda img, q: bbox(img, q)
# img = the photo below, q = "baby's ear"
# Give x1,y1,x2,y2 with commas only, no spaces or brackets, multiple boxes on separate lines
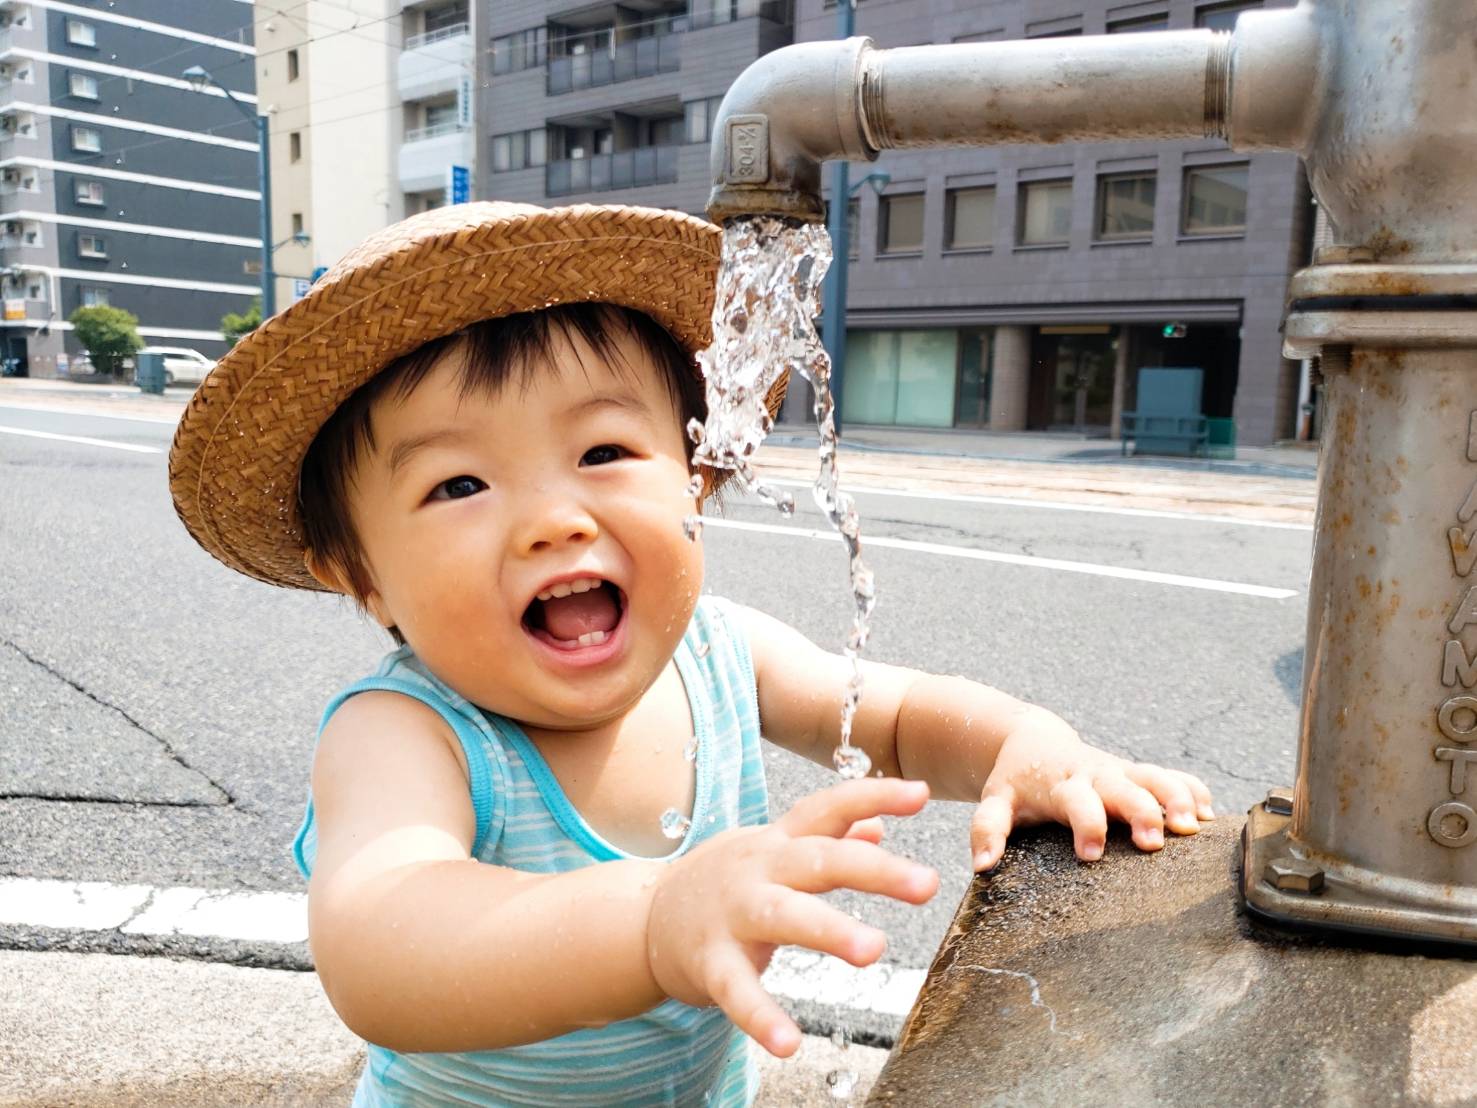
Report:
303,547,352,595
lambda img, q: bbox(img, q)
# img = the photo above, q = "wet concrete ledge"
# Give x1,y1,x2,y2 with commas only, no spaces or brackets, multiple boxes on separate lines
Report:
870,818,1477,1106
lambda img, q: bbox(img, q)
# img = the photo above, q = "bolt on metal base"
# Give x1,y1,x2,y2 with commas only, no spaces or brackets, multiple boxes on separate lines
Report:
1243,792,1477,944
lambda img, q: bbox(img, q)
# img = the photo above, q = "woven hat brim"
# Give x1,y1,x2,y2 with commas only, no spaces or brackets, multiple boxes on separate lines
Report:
168,203,786,591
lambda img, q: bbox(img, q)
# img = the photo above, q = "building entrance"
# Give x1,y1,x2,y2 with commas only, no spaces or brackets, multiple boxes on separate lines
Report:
1028,326,1116,434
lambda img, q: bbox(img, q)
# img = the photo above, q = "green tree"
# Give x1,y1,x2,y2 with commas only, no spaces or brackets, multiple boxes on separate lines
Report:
221,298,262,348
68,305,143,380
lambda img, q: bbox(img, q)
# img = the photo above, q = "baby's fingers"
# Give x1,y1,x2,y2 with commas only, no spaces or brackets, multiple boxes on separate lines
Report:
776,837,937,903
1054,775,1110,861
778,777,929,839
741,888,886,967
843,816,886,844
1124,763,1202,835
705,945,801,1058
1094,772,1166,852
970,784,1015,872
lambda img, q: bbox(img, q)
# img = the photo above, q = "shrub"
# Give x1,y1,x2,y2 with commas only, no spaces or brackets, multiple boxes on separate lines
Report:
68,305,144,379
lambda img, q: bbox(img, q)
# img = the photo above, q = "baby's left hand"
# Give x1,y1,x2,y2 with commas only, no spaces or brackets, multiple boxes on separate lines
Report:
969,713,1215,872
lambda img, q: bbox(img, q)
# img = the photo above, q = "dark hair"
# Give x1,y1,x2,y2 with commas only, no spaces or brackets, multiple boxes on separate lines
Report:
297,302,706,644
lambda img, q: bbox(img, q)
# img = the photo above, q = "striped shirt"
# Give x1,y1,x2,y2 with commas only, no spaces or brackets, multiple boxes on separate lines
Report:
294,596,771,1106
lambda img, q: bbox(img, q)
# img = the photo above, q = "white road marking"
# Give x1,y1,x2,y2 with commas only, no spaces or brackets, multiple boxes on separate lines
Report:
0,425,163,453
0,877,924,1017
703,517,1299,600
762,477,1314,531
0,402,182,426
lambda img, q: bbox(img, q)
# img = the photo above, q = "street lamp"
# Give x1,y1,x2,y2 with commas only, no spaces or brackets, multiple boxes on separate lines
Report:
182,64,275,318
820,164,889,437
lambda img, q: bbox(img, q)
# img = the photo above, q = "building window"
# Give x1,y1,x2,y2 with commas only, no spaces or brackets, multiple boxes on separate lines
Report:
425,101,459,130
291,212,304,236
287,49,300,81
68,72,99,100
945,186,994,250
879,193,925,254
490,128,548,172
848,198,859,259
1096,171,1156,239
1019,180,1073,246
1108,12,1169,32
290,131,302,162
843,329,960,428
80,285,109,307
70,126,102,153
951,29,1004,43
424,2,470,35
491,27,548,75
1026,18,1083,37
1182,164,1248,234
77,233,107,258
1195,1,1261,30
66,19,96,47
683,96,723,145
74,180,105,206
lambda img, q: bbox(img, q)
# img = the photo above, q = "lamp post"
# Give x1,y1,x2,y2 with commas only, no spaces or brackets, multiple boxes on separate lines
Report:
182,64,275,318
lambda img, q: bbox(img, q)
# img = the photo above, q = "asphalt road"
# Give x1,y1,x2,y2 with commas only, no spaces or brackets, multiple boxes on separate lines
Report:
0,402,1311,994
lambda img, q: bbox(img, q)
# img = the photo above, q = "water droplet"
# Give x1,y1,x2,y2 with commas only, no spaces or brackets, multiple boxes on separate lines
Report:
693,640,711,659
683,515,704,540
826,1069,858,1100
686,474,705,499
660,808,690,840
831,1028,850,1051
833,744,871,780
684,736,699,762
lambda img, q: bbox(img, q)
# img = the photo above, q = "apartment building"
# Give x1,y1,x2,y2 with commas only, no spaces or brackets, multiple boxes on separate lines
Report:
256,0,473,313
479,0,1314,445
0,0,259,375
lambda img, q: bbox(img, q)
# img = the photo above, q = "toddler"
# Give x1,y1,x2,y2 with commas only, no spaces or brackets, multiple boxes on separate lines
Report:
169,202,1212,1107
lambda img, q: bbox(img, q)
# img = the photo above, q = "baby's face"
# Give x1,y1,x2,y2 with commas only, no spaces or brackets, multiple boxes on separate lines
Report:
345,326,704,730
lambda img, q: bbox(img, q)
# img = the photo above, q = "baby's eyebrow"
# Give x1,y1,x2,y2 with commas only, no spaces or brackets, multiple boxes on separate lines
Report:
564,392,652,420
386,427,476,477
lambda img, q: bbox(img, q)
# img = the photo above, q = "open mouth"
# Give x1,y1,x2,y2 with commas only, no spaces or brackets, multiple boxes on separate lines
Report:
522,576,626,650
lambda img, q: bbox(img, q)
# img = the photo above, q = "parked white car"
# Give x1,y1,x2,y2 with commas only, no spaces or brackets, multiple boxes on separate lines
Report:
142,346,215,387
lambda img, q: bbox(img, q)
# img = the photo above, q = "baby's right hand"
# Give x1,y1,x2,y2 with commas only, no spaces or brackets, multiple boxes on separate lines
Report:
645,777,938,1057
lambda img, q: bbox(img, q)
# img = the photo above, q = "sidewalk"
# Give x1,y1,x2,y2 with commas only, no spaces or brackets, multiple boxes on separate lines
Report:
0,950,887,1107
0,377,1317,524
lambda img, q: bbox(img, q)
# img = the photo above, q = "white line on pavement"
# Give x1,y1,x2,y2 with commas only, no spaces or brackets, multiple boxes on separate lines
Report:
0,402,181,426
0,876,925,1018
762,477,1313,531
0,425,163,453
703,517,1299,600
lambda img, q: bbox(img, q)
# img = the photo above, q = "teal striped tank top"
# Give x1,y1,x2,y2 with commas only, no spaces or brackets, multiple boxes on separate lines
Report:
293,595,771,1106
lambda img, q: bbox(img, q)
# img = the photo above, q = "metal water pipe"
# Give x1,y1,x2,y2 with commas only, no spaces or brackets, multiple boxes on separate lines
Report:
708,1,1477,944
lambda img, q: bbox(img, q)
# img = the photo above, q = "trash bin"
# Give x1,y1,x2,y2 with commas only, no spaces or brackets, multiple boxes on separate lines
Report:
135,350,166,395
1206,417,1236,459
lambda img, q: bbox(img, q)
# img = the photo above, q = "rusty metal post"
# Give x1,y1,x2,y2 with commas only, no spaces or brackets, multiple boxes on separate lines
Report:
709,0,1477,943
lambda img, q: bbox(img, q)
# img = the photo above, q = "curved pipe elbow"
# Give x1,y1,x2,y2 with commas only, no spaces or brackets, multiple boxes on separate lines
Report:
706,37,878,225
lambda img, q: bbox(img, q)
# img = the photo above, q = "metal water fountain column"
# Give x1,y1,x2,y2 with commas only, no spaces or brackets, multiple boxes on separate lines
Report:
708,0,1477,944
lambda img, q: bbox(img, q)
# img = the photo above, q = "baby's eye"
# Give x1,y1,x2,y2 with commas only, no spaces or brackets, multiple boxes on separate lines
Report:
580,444,628,466
429,475,485,501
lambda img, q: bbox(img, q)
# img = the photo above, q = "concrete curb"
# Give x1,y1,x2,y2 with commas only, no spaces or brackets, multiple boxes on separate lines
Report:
0,950,886,1107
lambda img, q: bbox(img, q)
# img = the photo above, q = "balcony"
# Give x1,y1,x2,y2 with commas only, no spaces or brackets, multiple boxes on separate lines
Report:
547,32,680,96
398,123,473,193
397,21,472,102
545,145,678,197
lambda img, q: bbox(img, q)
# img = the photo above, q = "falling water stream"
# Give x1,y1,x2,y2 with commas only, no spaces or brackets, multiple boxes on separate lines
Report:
689,215,877,781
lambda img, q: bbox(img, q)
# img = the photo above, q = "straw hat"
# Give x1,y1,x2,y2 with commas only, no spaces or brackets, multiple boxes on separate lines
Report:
169,201,785,592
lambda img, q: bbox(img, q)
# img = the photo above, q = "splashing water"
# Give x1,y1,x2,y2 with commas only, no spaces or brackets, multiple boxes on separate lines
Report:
660,808,690,840
825,1069,858,1100
684,736,699,762
693,216,876,779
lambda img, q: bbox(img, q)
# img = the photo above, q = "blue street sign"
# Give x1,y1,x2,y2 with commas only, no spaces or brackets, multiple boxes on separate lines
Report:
311,265,329,284
448,164,470,205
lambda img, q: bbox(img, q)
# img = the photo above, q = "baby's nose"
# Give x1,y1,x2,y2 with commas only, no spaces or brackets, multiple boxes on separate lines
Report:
516,497,599,554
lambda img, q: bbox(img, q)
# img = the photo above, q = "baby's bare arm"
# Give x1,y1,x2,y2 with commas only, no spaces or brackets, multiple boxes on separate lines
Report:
307,691,666,1053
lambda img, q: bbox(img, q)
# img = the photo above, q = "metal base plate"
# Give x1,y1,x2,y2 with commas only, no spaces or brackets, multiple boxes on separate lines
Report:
1241,798,1477,945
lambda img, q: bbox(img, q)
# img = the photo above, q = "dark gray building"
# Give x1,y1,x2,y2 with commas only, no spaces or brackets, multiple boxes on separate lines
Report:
480,0,1312,445
0,0,259,377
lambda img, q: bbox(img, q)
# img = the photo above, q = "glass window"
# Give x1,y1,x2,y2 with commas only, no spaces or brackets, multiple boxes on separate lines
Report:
424,3,470,34
289,131,302,162
955,328,992,426
1108,13,1169,32
287,49,300,81
847,198,859,259
66,20,96,47
68,72,98,99
528,128,547,166
946,186,994,250
425,101,459,129
74,180,105,205
492,27,547,75
77,233,106,258
685,97,722,144
952,29,1004,43
291,212,304,236
1182,164,1248,234
492,134,511,172
1019,180,1072,245
843,329,958,428
1097,172,1156,239
71,126,101,153
80,286,108,307
879,193,924,254
1195,1,1260,30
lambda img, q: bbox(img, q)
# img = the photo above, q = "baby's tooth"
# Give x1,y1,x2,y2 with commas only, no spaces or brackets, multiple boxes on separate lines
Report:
571,579,592,594
551,582,572,598
537,589,553,602
589,630,606,644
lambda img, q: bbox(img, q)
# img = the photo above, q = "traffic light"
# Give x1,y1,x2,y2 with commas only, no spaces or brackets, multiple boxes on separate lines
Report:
1162,322,1187,339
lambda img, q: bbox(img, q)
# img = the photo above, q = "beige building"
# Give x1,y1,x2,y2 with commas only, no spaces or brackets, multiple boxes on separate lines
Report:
254,1,473,310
